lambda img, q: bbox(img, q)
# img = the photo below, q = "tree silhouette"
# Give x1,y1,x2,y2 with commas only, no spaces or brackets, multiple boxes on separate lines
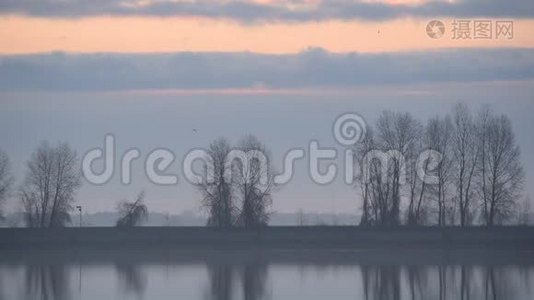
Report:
20,142,81,228
355,102,525,226
234,135,274,228
196,138,236,227
116,191,148,227
0,149,12,221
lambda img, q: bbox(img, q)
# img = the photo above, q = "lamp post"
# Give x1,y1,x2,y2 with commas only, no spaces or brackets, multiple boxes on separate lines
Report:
76,206,82,227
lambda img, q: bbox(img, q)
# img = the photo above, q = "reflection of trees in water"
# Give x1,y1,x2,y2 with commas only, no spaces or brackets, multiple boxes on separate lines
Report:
406,266,432,300
25,264,70,300
456,266,516,300
360,264,524,300
206,263,234,300
0,271,5,300
459,266,472,300
240,262,268,300
362,265,401,300
483,267,517,300
115,263,147,299
10,254,531,300
438,265,450,300
205,258,269,300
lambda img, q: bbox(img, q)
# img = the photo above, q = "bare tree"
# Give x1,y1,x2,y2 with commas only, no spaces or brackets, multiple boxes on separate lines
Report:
476,105,492,226
355,112,423,226
451,103,479,226
21,142,81,228
197,138,236,227
425,116,454,226
355,127,377,226
116,191,148,227
405,119,426,226
0,149,13,221
376,111,421,226
477,113,524,225
355,103,524,227
234,135,274,227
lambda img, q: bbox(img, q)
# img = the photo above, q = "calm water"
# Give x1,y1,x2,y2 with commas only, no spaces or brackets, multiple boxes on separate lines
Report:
0,248,533,300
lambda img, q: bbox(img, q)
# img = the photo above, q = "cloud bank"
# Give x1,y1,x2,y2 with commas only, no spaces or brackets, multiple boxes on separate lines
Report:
1,48,533,91
0,0,532,21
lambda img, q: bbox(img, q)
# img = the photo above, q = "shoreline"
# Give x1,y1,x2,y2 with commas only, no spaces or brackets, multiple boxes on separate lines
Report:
1,226,534,249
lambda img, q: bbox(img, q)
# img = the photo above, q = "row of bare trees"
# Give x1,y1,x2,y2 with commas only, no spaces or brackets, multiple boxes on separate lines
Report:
0,135,271,228
0,103,526,228
356,103,525,226
0,142,149,228
196,135,275,228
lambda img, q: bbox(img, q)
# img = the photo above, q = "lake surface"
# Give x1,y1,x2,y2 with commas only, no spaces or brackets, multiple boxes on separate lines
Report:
0,248,533,299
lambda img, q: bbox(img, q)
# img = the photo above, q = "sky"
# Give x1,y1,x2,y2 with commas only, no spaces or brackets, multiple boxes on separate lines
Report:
0,0,533,216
